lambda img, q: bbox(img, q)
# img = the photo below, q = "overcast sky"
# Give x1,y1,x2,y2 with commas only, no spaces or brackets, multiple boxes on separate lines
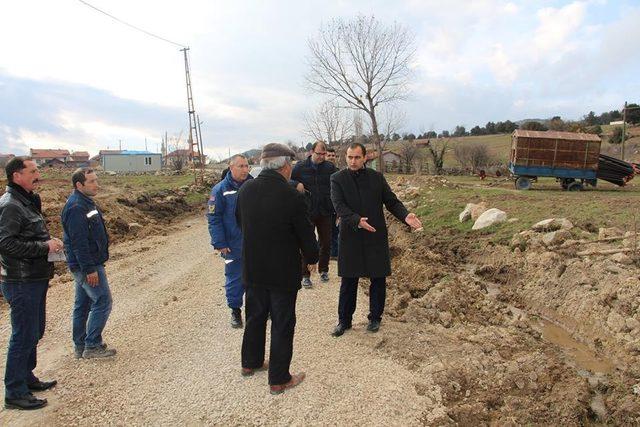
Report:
1,0,638,159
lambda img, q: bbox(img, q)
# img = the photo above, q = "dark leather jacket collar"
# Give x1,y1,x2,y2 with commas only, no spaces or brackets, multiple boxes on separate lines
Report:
6,183,42,213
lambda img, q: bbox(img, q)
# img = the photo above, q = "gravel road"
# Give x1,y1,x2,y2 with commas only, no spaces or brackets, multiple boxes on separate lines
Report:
0,215,444,426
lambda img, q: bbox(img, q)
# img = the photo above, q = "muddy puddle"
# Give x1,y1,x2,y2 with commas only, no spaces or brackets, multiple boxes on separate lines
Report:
535,317,614,374
470,264,615,375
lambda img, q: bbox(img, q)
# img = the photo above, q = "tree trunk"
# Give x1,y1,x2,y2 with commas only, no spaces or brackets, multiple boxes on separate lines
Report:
368,107,385,174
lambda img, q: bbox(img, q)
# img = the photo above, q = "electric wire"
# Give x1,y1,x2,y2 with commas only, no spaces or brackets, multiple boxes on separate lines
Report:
77,0,187,49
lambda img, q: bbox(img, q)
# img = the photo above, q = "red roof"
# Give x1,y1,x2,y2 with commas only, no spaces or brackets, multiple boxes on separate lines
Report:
71,151,90,157
30,149,70,158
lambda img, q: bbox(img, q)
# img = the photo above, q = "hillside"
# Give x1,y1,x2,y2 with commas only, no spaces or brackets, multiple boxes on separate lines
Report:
383,125,640,170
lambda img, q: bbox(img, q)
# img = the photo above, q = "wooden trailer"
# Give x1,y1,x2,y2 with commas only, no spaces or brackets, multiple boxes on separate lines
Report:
509,129,602,191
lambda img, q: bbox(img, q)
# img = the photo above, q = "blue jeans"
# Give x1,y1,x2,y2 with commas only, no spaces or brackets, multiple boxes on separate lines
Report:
72,265,113,350
1,280,48,399
224,257,244,309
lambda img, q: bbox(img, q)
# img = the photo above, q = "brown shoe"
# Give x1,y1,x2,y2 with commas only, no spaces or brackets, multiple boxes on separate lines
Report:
269,372,305,395
241,361,268,377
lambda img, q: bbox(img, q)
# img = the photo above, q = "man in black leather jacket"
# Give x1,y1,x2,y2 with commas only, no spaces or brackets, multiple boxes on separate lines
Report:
0,157,62,410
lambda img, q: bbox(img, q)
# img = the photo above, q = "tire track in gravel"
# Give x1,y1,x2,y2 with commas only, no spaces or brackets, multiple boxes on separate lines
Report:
0,215,443,426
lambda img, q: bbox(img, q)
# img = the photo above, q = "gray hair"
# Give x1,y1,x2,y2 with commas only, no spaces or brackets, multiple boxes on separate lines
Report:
260,156,290,170
228,154,246,166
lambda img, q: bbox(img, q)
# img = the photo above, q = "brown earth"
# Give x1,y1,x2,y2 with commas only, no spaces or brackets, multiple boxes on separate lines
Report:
2,172,640,424
378,179,640,424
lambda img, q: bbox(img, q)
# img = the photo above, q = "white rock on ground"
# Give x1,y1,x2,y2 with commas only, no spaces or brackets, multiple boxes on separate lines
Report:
532,218,573,232
470,202,488,221
542,230,573,246
472,208,508,230
458,203,474,223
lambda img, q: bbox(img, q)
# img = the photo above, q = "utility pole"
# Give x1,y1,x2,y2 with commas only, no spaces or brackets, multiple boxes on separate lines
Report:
145,137,148,151
181,47,204,169
119,139,122,151
197,114,204,165
622,101,627,161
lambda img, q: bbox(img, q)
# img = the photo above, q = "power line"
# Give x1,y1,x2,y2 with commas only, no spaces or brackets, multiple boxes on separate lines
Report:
77,0,187,48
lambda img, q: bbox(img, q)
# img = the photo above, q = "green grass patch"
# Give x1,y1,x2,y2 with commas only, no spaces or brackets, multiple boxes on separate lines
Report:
411,176,640,245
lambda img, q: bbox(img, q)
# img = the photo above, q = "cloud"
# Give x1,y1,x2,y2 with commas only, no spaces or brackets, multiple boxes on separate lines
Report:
534,2,587,59
1,0,639,153
488,44,518,85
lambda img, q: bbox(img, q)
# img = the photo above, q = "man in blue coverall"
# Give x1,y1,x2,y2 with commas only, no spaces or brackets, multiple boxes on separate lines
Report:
208,155,251,328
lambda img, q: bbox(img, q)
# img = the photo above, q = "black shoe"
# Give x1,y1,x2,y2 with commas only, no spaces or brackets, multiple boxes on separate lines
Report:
367,320,381,332
231,308,243,328
331,323,352,337
5,393,47,410
27,380,57,391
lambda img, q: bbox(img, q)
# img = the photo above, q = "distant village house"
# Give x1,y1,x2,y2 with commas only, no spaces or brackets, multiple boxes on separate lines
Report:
29,149,93,168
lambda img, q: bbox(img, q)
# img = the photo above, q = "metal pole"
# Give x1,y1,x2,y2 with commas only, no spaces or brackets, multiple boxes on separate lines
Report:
622,101,627,161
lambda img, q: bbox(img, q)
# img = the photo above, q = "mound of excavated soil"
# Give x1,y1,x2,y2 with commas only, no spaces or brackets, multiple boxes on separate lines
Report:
376,216,640,424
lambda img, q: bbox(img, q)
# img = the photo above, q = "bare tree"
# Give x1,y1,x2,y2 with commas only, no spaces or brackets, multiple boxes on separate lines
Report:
306,15,415,174
454,142,491,173
304,100,354,145
426,139,449,175
453,143,472,170
468,144,491,173
374,104,405,154
168,131,187,171
398,140,421,174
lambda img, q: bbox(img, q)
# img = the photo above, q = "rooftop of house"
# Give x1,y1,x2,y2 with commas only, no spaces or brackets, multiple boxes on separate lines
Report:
30,149,71,158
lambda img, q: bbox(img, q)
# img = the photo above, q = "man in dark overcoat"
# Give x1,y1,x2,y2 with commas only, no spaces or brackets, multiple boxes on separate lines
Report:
236,143,319,395
330,143,422,336
291,141,337,288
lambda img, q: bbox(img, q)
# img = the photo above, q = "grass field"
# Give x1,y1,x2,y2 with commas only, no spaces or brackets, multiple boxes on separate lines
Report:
382,125,640,170
402,174,640,247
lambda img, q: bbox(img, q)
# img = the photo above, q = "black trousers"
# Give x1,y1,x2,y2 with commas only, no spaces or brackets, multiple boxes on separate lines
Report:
241,287,297,385
338,277,386,325
301,214,332,276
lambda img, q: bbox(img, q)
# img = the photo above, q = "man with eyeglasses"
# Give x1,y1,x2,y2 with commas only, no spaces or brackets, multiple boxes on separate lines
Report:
291,141,337,288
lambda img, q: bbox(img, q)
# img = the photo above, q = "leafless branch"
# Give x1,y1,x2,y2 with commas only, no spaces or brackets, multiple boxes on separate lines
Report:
304,100,354,144
306,15,415,173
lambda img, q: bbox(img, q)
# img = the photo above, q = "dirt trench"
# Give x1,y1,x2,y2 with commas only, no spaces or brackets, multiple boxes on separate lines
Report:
380,217,640,425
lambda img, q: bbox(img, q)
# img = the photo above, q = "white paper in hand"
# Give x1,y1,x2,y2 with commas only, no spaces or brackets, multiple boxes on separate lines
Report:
48,250,67,262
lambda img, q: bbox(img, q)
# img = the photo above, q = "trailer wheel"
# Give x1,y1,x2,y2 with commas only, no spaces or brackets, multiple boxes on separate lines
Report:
560,178,575,190
567,182,583,191
515,177,532,190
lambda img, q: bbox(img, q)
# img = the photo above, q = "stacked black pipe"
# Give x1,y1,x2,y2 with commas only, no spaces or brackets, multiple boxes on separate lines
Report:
597,154,635,186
